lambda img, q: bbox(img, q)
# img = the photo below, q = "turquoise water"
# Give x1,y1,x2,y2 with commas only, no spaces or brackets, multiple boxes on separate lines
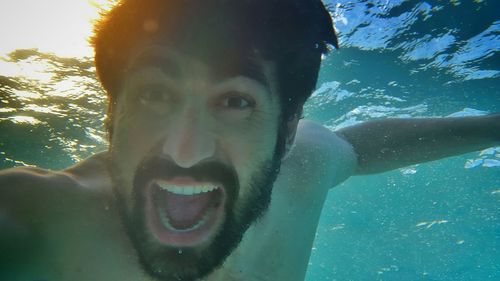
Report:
0,0,499,280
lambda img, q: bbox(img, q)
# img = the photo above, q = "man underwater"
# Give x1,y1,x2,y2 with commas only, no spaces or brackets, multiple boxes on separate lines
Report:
1,0,499,280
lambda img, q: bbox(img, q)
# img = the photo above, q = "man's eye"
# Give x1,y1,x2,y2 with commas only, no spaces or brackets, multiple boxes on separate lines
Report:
139,87,169,104
220,95,254,109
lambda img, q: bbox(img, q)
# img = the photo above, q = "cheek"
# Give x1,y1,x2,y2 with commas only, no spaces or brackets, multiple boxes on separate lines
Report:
221,121,279,195
110,115,162,199
112,109,167,159
113,120,148,163
227,116,277,152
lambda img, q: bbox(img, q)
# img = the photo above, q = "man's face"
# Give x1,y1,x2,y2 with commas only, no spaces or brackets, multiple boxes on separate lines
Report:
109,46,283,280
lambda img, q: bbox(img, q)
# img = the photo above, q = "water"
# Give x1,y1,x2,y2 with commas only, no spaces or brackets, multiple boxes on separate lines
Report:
306,1,500,280
0,0,499,280
0,50,107,169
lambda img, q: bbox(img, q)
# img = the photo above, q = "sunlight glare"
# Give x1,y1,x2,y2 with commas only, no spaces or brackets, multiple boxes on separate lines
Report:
0,58,54,83
0,0,114,58
4,115,43,125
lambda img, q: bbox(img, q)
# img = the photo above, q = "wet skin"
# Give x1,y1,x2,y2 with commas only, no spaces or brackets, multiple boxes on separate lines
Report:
1,45,499,280
0,117,353,281
1,46,356,281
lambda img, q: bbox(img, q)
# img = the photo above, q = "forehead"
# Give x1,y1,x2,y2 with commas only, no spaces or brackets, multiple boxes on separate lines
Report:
125,45,276,89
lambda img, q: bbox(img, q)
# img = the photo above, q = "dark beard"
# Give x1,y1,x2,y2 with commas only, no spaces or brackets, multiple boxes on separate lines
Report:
111,150,282,281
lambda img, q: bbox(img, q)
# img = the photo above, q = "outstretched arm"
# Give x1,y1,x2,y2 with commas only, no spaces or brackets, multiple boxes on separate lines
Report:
336,114,500,174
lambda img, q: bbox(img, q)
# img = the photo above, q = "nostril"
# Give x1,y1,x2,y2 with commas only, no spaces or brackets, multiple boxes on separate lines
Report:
162,130,216,168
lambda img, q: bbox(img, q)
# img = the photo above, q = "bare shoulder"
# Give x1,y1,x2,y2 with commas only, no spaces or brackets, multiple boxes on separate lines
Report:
63,151,112,191
284,119,358,187
0,166,74,201
294,119,348,148
0,152,111,232
0,153,113,273
0,165,61,180
0,151,111,206
0,167,76,260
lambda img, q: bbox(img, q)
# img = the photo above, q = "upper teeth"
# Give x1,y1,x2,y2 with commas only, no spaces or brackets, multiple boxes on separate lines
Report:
156,181,219,195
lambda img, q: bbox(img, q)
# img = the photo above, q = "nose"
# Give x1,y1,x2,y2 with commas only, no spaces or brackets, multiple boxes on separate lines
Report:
162,108,216,168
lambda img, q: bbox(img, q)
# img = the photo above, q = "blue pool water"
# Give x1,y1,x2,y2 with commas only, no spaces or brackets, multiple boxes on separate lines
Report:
0,0,499,280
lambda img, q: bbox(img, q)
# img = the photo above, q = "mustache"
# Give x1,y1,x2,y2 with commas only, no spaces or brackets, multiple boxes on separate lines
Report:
133,156,239,192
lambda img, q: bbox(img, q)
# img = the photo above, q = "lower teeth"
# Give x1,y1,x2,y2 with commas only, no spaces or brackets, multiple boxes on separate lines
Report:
159,208,211,233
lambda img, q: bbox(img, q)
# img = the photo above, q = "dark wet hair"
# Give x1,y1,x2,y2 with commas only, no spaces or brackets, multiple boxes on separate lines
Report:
92,0,338,137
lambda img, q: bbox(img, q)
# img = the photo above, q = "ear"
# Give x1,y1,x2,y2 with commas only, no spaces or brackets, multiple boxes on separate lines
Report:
286,114,300,146
284,104,304,155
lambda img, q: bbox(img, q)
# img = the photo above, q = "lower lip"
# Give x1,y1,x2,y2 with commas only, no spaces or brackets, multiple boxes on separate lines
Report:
145,182,226,248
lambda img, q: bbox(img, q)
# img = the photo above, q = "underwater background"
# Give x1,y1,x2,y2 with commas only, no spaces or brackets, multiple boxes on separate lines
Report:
0,0,499,280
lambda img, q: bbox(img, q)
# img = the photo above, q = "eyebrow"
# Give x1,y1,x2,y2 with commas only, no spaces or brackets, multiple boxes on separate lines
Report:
214,56,271,88
126,53,180,78
127,52,271,89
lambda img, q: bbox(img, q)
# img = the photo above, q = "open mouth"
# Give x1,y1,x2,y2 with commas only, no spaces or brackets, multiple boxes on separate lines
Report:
145,177,226,247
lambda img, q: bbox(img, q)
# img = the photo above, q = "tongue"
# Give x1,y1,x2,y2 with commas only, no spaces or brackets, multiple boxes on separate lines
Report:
162,190,215,230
